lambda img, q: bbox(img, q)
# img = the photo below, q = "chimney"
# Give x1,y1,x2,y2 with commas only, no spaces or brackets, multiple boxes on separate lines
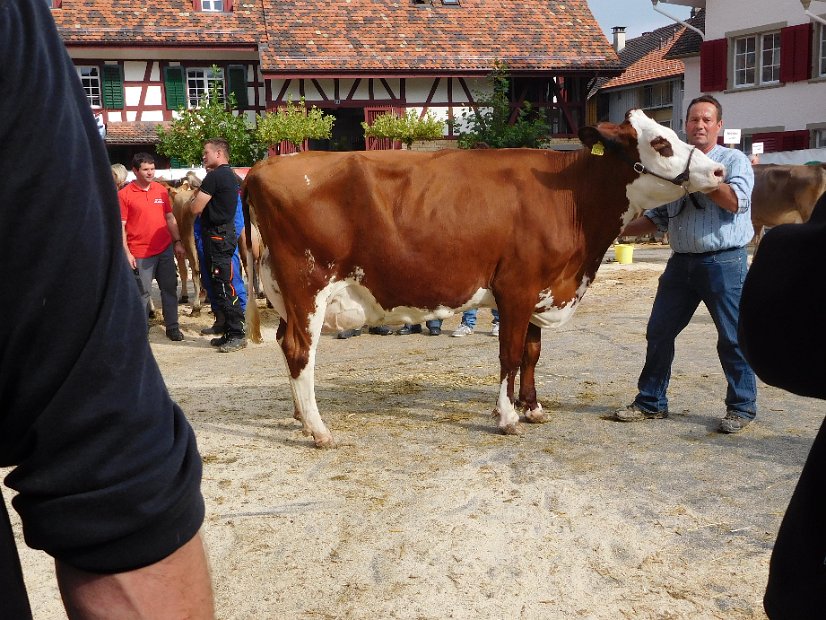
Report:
612,26,627,53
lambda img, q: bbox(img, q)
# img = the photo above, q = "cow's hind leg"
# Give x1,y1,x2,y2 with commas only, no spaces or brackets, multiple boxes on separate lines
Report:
518,322,545,423
494,307,534,435
278,309,335,448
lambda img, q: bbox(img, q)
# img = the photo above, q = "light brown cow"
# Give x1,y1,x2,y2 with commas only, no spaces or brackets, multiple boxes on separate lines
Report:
751,163,826,243
170,174,203,316
242,109,725,448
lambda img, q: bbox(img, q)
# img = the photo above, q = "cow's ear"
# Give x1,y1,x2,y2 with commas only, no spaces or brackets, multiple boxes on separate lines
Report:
579,123,619,149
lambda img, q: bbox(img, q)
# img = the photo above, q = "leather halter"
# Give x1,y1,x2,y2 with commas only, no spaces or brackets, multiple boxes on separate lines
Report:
630,146,697,189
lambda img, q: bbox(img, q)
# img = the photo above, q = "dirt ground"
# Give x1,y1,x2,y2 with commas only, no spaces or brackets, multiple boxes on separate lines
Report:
10,245,824,619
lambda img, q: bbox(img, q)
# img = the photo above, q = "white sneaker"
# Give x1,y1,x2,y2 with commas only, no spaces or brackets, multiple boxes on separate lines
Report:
452,323,474,337
490,323,499,337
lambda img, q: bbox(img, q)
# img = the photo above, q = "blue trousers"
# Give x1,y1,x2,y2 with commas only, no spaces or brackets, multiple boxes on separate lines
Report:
634,247,757,418
461,308,500,329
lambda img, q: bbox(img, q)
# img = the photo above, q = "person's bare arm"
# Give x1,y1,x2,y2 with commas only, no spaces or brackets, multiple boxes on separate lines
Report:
55,532,214,620
705,182,740,214
189,190,211,217
122,222,136,270
619,215,658,238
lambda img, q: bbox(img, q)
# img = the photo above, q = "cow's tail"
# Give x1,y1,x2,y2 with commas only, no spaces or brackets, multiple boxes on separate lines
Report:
242,180,263,344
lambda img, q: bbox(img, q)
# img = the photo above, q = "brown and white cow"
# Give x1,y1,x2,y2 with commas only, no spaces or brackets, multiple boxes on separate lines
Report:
242,109,724,448
751,163,826,244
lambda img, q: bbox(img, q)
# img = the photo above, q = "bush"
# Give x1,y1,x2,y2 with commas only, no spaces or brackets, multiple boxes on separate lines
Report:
362,109,445,148
254,97,335,151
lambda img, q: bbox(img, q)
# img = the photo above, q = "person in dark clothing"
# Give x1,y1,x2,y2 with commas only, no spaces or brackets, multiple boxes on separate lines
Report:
738,191,826,619
190,138,247,353
1,1,213,616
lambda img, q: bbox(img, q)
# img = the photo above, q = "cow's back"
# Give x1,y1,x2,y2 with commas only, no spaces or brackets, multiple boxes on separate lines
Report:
752,164,826,228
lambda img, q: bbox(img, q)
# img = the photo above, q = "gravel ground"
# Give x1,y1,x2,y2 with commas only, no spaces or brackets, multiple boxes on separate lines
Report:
10,245,822,619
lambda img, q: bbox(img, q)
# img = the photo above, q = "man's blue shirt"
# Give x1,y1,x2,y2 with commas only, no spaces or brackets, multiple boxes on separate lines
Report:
645,144,755,253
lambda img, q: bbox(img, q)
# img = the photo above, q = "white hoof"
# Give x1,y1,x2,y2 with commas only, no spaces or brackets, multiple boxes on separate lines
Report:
524,404,546,424
500,422,523,436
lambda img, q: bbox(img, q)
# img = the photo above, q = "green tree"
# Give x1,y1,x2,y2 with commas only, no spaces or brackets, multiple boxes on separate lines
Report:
254,97,335,151
455,61,549,149
157,70,265,166
361,109,445,148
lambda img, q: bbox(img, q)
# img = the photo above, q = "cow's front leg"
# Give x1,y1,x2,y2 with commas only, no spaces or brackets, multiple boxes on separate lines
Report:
519,322,545,423
494,312,532,435
278,311,335,448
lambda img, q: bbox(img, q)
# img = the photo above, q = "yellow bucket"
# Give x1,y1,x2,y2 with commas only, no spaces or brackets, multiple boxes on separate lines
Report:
614,244,634,264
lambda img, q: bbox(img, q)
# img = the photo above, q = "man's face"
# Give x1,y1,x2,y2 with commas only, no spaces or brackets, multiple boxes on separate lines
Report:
685,102,722,153
134,162,155,185
202,144,220,170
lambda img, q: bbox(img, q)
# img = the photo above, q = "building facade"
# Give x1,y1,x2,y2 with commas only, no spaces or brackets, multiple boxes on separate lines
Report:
49,0,623,165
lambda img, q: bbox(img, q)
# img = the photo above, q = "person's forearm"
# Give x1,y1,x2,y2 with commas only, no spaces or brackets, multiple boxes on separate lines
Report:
620,215,658,238
706,182,741,213
56,532,214,620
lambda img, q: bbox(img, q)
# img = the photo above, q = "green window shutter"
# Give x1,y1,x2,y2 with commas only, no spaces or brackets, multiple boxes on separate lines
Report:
101,65,124,109
164,66,186,110
227,65,248,109
170,156,184,168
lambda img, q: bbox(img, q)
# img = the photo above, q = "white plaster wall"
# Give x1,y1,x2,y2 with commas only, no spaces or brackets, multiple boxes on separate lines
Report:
144,85,162,107
125,86,142,107
680,0,826,136
141,111,165,121
123,61,145,82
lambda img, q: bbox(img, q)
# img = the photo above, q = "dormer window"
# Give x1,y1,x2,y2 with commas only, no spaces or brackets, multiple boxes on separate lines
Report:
194,0,233,12
442,0,460,4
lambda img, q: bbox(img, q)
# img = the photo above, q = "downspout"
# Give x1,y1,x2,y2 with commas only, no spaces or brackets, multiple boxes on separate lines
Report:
801,0,826,27
650,1,705,40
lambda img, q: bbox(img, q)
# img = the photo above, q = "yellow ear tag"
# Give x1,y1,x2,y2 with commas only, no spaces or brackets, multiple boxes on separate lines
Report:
591,142,605,156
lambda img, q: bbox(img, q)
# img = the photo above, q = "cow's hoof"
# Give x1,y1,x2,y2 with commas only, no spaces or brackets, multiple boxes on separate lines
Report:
190,309,201,317
491,407,501,418
500,422,523,436
524,406,546,424
179,295,189,304
293,408,303,421
313,434,336,449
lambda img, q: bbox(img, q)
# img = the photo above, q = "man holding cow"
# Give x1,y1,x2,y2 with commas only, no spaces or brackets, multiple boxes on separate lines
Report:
615,95,758,434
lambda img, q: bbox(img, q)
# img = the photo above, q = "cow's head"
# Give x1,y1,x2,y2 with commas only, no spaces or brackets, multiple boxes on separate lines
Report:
579,109,724,215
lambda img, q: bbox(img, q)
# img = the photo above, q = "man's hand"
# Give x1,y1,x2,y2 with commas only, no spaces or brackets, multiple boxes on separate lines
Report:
173,241,186,260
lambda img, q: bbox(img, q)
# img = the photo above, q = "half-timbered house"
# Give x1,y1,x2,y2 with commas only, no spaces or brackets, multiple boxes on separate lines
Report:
51,0,622,164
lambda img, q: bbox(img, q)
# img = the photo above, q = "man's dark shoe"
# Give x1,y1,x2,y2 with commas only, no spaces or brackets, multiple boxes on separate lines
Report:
368,325,392,336
166,327,184,341
719,412,753,434
336,328,362,339
218,337,247,353
201,324,224,335
428,327,442,336
615,403,668,422
210,334,229,347
396,325,412,336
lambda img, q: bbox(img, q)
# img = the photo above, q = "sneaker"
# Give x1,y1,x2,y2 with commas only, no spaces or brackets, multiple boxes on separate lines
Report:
165,327,184,341
428,327,441,336
201,324,224,335
210,334,229,347
452,323,474,337
218,337,247,353
368,325,392,336
490,323,500,337
336,328,362,339
615,403,668,422
719,412,753,434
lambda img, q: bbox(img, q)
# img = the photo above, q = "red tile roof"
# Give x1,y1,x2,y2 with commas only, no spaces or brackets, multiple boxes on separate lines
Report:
602,26,685,89
52,1,263,46
105,121,169,144
52,1,621,75
258,0,620,74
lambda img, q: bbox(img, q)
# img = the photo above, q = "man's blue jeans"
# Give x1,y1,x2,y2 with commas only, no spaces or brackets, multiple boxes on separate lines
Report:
461,308,500,329
634,246,757,419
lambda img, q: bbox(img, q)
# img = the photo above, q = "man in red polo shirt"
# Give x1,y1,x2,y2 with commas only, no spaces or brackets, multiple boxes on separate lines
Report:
119,153,186,340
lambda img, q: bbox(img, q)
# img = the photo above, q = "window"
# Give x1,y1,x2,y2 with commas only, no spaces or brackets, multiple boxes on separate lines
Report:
820,24,826,77
814,127,826,148
201,0,224,11
76,66,102,107
734,31,780,87
187,67,224,108
643,82,673,109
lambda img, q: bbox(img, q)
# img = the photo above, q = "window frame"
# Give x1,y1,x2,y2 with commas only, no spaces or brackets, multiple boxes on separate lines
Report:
642,81,674,110
200,0,224,12
186,67,225,109
819,23,826,78
733,30,781,88
76,65,102,108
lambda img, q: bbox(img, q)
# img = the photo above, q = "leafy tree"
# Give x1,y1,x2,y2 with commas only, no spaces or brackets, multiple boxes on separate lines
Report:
361,109,445,148
157,69,265,166
455,61,549,149
254,97,335,151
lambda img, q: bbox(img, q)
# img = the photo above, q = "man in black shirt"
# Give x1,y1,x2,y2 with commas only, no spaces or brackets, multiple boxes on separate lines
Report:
191,139,247,352
1,0,213,616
